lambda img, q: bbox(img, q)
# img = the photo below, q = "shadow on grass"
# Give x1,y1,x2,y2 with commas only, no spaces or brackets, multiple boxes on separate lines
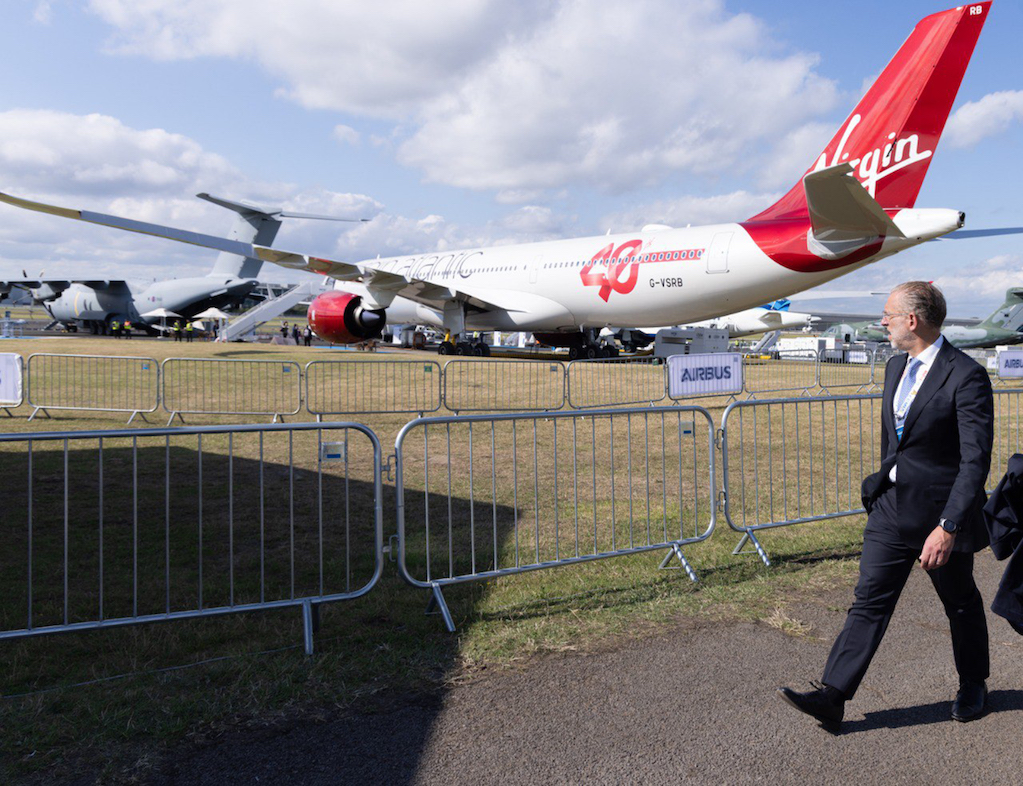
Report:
0,429,519,785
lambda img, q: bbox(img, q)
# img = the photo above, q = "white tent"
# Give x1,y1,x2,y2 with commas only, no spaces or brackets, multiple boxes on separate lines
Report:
192,307,231,320
140,307,182,338
191,307,231,339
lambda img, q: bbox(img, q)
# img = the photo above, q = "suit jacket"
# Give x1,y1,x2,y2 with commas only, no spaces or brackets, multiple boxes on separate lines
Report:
983,454,1023,632
861,338,993,552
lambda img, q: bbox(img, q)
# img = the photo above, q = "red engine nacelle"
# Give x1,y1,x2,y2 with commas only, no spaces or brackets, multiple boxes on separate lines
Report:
307,290,386,344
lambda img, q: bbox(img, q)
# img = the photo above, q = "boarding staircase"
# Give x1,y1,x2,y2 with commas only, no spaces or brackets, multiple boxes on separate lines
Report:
218,280,324,342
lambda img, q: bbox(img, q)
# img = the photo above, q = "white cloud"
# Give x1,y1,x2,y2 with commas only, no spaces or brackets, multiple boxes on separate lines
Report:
0,110,382,282
86,0,839,196
945,91,1023,149
332,124,360,146
600,190,782,233
33,1,53,24
932,254,1023,302
87,0,547,118
398,0,837,193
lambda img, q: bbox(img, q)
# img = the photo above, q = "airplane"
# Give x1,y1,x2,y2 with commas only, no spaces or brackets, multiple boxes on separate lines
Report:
825,287,1023,349
0,3,1015,354
0,194,360,334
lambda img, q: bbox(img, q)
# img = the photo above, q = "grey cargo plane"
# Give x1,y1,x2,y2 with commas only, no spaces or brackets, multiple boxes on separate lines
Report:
825,287,1023,349
0,194,357,333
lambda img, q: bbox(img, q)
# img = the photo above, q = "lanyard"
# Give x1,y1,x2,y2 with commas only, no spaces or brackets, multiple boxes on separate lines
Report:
894,363,928,424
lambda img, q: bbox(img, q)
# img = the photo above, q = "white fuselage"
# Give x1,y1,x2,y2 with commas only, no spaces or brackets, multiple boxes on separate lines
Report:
342,209,956,334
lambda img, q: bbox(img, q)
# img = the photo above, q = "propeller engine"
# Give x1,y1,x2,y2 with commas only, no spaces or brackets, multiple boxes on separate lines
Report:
307,290,386,344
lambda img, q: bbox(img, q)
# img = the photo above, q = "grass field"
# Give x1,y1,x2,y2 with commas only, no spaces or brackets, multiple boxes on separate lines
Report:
0,335,1015,782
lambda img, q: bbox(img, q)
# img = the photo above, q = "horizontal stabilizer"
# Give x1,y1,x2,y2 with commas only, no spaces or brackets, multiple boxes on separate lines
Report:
197,192,367,222
939,227,1023,240
804,164,904,240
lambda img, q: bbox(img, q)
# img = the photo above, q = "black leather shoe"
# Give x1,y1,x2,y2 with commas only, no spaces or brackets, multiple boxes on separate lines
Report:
777,681,845,732
951,680,987,722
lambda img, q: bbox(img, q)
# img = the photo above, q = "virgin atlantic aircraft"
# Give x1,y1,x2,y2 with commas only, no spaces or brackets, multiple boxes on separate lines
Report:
0,3,1005,357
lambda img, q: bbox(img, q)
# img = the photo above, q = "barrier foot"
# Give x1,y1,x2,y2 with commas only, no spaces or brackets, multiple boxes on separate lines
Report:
272,413,283,424
301,599,316,656
1,407,11,417
426,583,456,633
733,531,771,567
658,543,699,583
126,410,149,425
28,407,50,422
166,412,184,427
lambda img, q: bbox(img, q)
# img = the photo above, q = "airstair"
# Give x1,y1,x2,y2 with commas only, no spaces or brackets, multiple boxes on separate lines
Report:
218,280,323,342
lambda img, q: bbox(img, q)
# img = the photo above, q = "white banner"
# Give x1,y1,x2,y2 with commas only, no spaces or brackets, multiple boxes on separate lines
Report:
0,353,23,405
997,349,1023,378
668,352,743,397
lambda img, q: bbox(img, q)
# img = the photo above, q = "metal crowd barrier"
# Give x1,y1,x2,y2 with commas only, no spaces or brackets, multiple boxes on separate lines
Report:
816,347,876,393
441,358,566,413
305,359,442,418
720,393,883,565
0,421,384,655
161,358,303,426
741,350,818,398
566,356,667,409
992,389,1023,490
1,352,24,415
394,406,717,630
26,353,160,424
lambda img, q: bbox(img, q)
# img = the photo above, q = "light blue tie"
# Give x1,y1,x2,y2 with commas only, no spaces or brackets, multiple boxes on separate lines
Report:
895,358,921,440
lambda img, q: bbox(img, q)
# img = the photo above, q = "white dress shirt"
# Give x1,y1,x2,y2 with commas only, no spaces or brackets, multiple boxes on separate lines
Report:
889,335,944,483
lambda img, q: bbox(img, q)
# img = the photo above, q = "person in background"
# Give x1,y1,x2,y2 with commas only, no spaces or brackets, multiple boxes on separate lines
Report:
291,324,300,344
123,319,132,338
303,324,313,347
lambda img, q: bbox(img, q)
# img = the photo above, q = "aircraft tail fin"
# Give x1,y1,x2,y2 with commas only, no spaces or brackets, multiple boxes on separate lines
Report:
197,193,371,280
979,287,1023,331
749,2,991,222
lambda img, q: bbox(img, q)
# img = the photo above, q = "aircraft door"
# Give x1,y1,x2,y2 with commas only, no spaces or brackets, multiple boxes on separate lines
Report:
529,255,543,285
705,232,733,274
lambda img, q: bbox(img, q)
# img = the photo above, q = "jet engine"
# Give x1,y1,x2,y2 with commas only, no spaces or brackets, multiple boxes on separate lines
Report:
307,290,386,344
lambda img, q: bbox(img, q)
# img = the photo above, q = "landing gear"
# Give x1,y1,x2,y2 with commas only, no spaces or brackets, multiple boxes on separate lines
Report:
568,329,619,360
437,328,490,357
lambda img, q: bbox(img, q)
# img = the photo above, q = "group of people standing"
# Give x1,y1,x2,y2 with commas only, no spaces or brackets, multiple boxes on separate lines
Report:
280,320,313,347
172,319,195,342
108,319,132,338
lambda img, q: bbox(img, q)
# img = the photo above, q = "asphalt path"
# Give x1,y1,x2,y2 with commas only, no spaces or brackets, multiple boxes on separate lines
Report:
40,549,1023,785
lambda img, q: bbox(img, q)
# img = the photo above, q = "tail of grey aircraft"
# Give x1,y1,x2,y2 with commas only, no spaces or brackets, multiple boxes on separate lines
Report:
978,287,1023,331
198,193,368,280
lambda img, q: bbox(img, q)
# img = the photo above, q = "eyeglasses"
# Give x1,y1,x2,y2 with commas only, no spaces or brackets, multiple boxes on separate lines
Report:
880,311,912,321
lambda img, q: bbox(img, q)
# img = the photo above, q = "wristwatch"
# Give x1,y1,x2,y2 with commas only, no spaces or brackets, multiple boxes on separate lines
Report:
939,518,959,534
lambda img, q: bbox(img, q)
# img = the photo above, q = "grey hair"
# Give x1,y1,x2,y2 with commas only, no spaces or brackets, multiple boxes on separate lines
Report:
892,281,947,328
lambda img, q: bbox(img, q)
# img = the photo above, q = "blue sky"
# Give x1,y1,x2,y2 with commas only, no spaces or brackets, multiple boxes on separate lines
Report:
1,0,1020,319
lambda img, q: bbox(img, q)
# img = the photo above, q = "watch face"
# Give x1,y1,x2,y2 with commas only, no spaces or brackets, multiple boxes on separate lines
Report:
941,519,957,533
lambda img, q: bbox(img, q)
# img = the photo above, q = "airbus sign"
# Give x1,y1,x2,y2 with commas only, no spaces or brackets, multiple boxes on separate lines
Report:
668,353,743,398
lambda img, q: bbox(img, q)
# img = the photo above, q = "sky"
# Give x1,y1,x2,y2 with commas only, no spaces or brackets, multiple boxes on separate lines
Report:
0,0,1020,320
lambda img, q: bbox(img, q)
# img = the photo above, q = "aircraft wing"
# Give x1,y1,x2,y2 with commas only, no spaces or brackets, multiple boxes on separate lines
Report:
0,190,515,314
938,227,1023,240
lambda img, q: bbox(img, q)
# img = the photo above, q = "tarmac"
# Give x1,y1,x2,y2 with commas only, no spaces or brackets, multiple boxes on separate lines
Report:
130,547,1023,786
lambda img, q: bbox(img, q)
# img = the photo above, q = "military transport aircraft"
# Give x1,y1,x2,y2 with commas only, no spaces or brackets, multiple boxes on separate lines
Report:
0,194,360,334
1,3,1015,353
826,287,1023,349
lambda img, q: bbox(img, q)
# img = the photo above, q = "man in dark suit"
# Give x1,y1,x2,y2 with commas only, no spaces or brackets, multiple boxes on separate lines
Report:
778,281,993,731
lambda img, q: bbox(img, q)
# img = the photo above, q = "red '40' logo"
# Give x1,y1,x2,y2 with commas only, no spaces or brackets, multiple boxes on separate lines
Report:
580,240,644,302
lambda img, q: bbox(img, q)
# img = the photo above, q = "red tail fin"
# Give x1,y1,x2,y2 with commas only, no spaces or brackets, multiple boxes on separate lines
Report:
749,2,991,222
